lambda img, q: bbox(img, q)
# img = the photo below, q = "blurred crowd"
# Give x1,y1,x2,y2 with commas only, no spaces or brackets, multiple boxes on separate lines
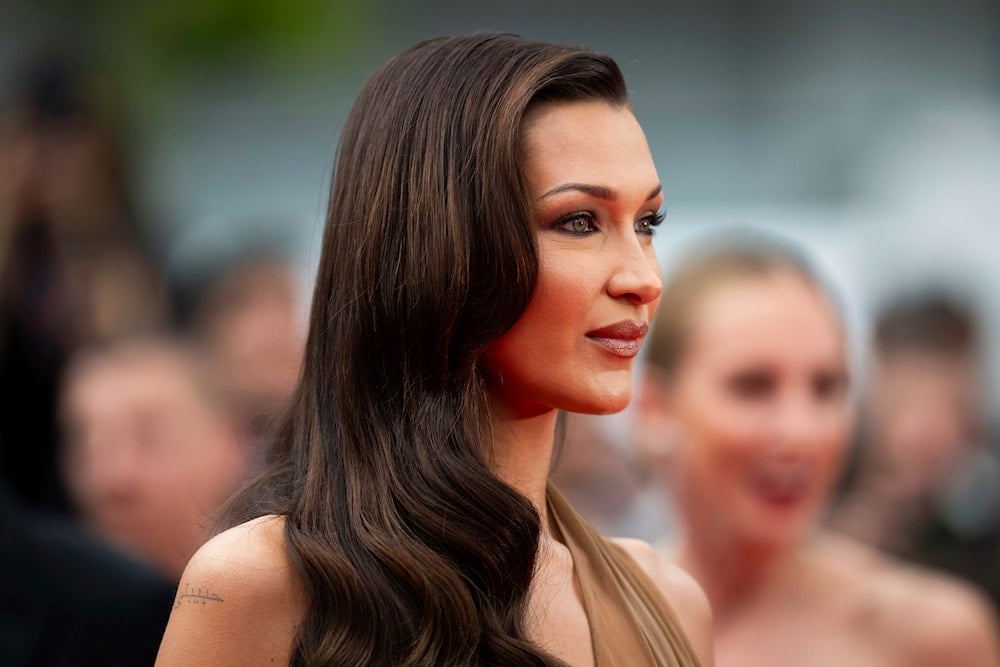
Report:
0,59,306,664
2,54,1000,665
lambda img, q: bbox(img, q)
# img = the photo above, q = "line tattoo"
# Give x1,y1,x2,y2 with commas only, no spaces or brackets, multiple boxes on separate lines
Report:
175,582,224,608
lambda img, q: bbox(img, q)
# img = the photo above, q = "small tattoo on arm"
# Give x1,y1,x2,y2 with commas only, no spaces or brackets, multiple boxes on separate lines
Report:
174,582,224,609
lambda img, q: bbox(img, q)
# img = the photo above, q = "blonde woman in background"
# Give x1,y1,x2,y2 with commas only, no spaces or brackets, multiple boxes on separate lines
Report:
637,235,999,666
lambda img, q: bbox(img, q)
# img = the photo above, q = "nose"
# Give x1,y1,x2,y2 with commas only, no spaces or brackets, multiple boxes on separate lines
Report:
83,436,142,507
606,238,662,306
771,393,830,456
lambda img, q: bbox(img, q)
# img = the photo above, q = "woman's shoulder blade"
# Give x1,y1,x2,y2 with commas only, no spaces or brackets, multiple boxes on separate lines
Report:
155,515,306,666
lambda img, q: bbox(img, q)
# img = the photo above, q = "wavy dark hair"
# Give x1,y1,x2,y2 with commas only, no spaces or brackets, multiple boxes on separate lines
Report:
222,34,628,665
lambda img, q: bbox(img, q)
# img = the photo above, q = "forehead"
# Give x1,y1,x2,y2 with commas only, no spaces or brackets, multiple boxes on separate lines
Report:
66,349,198,414
686,273,844,366
877,350,978,388
521,100,657,190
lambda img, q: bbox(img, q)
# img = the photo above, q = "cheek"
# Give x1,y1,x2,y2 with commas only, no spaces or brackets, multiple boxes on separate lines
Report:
815,405,852,476
690,425,759,489
676,387,763,491
485,251,594,374
532,247,594,325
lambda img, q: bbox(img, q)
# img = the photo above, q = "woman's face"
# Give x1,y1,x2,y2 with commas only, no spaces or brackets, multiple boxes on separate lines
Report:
665,271,850,549
485,100,663,418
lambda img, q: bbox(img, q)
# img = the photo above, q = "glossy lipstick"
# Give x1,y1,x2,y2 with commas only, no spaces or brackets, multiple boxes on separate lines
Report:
585,321,649,358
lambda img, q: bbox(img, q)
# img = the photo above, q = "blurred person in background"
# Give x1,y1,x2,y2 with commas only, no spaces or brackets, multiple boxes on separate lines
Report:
549,412,646,536
550,411,671,542
0,55,168,514
637,235,999,666
59,336,250,580
0,481,174,666
171,247,306,453
831,293,1000,611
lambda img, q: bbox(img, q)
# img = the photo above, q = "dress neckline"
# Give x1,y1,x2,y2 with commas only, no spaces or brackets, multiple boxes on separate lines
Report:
544,483,703,667
547,488,602,666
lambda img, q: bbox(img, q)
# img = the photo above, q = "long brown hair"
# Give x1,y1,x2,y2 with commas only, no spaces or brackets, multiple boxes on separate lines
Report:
223,34,628,665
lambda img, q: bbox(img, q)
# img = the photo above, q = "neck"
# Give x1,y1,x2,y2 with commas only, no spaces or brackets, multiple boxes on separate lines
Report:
490,403,560,537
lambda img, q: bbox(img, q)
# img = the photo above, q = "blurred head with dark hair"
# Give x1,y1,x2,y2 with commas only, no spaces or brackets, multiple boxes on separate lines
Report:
186,251,306,445
1,53,166,515
1,53,141,241
875,293,979,359
866,292,983,493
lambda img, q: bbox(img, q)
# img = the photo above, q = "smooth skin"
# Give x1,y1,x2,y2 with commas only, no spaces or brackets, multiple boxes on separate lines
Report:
156,100,714,666
640,271,999,667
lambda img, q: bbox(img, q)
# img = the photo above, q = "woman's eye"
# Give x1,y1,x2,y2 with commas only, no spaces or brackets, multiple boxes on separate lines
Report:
813,371,848,401
727,371,776,399
556,213,597,234
635,211,665,236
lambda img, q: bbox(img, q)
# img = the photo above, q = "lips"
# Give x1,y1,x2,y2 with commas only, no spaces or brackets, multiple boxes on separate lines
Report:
750,465,811,510
585,320,649,358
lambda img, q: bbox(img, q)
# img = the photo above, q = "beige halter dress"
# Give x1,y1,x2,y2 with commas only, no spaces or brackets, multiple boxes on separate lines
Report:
547,484,702,667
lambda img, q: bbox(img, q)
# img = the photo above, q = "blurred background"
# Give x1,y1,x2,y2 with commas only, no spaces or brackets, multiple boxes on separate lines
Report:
4,0,999,367
2,0,999,635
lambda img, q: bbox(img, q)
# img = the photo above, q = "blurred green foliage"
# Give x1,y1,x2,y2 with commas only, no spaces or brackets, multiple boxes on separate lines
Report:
45,0,378,68
31,0,382,110
122,0,372,71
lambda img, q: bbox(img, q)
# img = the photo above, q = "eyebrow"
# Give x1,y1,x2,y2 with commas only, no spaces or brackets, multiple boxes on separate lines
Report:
539,183,662,201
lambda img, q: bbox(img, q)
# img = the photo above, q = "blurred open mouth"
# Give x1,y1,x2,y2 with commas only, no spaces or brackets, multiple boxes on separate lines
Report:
750,466,812,510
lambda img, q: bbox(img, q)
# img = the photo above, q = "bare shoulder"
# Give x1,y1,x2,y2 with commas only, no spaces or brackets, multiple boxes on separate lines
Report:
882,564,1000,666
156,515,306,666
817,533,1000,667
610,537,708,615
611,537,714,666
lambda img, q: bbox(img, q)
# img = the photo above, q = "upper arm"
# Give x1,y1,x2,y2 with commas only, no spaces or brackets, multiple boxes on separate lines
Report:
612,537,715,666
155,516,305,666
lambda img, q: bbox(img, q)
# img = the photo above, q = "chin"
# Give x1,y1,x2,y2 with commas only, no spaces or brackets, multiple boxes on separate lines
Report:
566,384,632,415
742,514,816,551
592,397,631,415
747,526,802,550
725,502,803,548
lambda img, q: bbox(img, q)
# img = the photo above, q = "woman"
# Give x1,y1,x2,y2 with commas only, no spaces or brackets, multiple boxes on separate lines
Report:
156,34,712,666
0,59,168,515
639,236,999,666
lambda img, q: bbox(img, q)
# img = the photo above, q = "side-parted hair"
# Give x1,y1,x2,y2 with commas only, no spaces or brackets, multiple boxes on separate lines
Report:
222,34,628,666
646,230,834,379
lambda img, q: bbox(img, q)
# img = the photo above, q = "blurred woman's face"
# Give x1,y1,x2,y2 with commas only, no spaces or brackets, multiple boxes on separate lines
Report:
667,271,850,549
485,100,663,418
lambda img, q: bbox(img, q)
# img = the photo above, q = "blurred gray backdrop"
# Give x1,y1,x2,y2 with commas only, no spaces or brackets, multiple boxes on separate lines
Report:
3,0,1000,411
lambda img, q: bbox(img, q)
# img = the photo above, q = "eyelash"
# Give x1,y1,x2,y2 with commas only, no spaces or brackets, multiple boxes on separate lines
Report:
554,211,665,236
